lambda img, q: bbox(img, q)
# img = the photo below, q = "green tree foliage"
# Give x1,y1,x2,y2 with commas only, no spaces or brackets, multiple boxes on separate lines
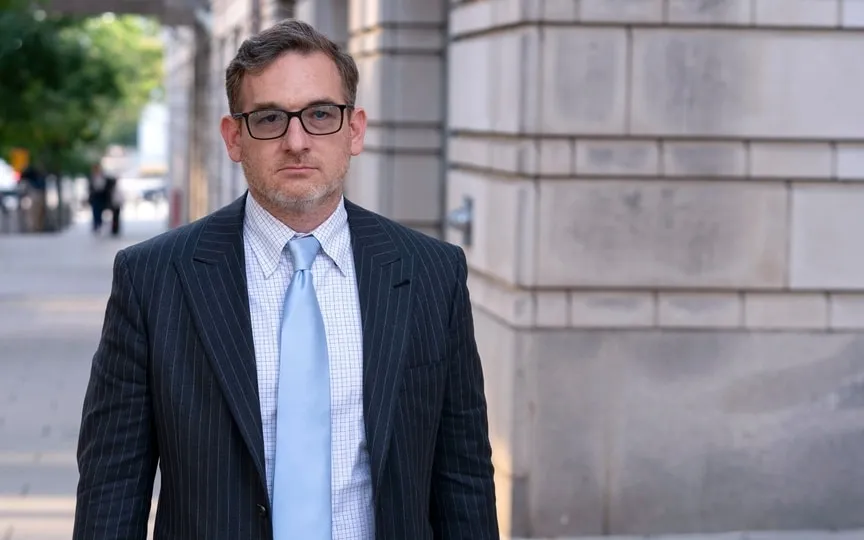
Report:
0,0,163,174
83,14,164,148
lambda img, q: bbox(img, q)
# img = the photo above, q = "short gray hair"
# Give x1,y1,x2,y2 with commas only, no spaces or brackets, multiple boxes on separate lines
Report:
225,19,359,114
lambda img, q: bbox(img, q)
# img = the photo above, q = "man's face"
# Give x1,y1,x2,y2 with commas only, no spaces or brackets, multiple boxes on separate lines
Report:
220,51,366,215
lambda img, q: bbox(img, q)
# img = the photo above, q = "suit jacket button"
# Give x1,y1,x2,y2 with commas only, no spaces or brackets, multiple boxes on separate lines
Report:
257,504,267,518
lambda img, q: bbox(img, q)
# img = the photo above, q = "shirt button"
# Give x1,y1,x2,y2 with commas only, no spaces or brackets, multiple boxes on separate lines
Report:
257,504,268,518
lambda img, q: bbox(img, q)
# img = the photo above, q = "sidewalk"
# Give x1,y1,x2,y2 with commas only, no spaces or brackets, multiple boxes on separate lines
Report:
0,204,167,539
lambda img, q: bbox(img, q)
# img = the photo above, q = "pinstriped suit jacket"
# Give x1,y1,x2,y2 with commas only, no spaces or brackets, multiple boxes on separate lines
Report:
73,194,499,540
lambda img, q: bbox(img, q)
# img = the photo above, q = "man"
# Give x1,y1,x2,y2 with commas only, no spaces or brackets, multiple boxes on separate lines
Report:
19,163,46,232
73,19,499,540
107,174,123,236
87,163,113,234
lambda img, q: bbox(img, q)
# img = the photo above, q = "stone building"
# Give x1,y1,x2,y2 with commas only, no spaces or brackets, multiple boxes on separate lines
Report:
104,0,864,537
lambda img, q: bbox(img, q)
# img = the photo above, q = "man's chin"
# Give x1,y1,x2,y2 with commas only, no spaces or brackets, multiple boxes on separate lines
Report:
269,186,339,211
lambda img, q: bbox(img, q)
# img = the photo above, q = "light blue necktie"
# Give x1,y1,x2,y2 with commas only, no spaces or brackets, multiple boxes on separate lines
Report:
272,235,332,540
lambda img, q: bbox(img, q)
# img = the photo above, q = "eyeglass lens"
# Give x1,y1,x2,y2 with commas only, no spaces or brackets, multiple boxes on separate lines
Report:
247,105,342,138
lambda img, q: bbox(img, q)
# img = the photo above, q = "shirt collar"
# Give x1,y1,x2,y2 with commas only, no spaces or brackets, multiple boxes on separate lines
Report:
243,193,351,278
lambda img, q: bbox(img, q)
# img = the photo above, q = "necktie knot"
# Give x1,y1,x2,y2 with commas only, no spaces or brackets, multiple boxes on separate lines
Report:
288,235,321,271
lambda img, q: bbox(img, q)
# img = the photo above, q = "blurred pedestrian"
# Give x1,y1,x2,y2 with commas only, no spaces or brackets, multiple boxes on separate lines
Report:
88,163,120,235
19,163,46,232
87,163,108,233
106,174,123,236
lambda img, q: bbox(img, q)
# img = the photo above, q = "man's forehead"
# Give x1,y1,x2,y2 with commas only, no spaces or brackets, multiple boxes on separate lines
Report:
239,51,343,109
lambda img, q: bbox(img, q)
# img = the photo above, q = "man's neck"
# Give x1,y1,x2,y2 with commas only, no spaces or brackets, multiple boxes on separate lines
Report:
250,189,342,234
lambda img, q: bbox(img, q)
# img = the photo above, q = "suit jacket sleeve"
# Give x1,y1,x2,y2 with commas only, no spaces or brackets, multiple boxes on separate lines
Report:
73,249,158,540
429,247,500,539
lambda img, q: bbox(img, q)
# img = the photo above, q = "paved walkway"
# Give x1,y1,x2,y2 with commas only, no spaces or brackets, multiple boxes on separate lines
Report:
0,203,167,539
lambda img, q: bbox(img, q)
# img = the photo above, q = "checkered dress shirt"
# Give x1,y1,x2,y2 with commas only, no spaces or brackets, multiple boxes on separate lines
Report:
243,193,374,539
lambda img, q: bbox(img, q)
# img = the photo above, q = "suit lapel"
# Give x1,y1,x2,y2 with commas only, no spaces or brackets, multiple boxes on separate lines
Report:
346,200,414,497
173,194,267,490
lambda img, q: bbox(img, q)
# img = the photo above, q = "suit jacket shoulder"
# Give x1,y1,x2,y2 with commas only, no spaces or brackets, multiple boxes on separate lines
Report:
344,198,466,287
113,197,246,316
121,196,244,268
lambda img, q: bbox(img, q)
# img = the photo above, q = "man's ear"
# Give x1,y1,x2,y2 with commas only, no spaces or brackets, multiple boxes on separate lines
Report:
220,115,243,163
347,107,367,157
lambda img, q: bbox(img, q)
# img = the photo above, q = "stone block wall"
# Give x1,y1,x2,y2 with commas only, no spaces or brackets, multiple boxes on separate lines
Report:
444,0,864,537
343,0,448,238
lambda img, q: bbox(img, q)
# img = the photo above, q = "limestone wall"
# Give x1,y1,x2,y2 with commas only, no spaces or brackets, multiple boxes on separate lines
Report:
444,0,864,537
343,0,447,238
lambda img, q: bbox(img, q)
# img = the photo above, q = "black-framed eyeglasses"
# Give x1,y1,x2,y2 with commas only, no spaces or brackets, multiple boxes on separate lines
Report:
232,104,352,139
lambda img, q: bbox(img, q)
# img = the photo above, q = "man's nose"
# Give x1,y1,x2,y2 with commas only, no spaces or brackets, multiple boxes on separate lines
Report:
280,116,310,151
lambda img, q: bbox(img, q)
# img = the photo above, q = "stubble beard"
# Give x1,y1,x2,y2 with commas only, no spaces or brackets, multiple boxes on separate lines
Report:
242,157,349,216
